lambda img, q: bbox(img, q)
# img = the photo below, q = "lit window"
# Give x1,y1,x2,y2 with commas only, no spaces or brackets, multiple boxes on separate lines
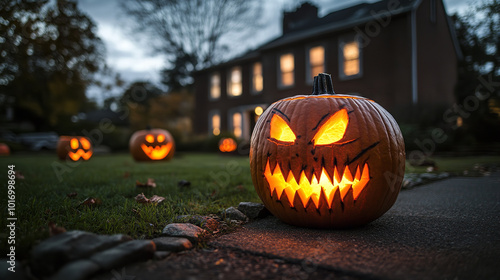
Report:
341,40,360,77
233,112,242,138
211,113,220,136
227,67,242,97
252,62,263,93
279,53,294,87
210,73,220,99
308,46,324,82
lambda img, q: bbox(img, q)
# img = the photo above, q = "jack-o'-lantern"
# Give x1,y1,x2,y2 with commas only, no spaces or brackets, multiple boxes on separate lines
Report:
129,128,175,161
219,138,237,153
57,136,93,161
250,73,405,228
0,143,10,156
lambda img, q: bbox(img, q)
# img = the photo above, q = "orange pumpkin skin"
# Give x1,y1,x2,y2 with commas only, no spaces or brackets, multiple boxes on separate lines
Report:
129,128,175,161
219,138,237,153
0,143,10,156
57,136,93,161
250,75,405,228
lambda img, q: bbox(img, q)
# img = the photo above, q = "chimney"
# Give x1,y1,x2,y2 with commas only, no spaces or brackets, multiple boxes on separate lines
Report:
282,2,319,34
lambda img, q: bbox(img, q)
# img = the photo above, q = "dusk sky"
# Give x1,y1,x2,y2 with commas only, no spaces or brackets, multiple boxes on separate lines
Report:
78,0,472,102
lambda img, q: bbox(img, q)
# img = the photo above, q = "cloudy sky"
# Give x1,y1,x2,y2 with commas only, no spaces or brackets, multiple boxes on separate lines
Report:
78,0,472,102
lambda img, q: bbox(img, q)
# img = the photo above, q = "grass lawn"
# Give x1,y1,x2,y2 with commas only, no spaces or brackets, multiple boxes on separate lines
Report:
0,153,257,258
1,152,499,259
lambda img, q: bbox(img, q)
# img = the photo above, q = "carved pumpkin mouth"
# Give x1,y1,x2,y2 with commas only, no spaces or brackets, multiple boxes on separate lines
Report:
140,143,172,160
68,149,92,161
264,159,370,209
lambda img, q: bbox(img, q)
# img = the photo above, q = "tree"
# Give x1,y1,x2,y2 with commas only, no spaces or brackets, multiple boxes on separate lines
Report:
452,0,500,143
0,0,106,130
121,0,263,90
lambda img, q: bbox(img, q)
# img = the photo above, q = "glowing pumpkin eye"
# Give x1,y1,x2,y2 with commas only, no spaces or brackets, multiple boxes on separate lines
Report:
157,134,165,142
313,109,349,145
80,138,91,150
145,134,154,143
270,114,296,143
70,138,79,149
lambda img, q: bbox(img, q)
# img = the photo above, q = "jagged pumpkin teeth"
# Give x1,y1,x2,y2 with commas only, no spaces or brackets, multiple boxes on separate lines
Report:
264,160,369,208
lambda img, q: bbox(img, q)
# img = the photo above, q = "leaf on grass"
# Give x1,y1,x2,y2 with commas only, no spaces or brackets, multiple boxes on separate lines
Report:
135,193,165,204
235,185,245,192
136,178,156,188
67,192,78,198
123,171,130,178
215,258,224,265
15,171,24,179
48,221,66,236
79,197,102,208
150,195,165,204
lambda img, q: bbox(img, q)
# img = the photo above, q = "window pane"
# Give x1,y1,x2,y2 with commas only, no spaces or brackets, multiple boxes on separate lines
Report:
343,42,359,60
311,65,324,79
210,74,220,99
233,112,242,138
344,59,360,76
228,67,242,96
310,46,324,66
280,54,294,73
253,62,263,92
282,72,294,86
212,114,220,136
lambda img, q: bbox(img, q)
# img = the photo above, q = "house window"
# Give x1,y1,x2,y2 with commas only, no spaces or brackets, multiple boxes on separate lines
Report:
252,62,263,93
227,67,242,97
232,112,242,138
339,39,362,79
307,45,325,82
210,73,220,100
279,53,294,87
210,112,220,136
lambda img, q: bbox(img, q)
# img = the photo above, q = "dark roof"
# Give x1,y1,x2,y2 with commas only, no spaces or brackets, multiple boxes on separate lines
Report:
260,0,417,50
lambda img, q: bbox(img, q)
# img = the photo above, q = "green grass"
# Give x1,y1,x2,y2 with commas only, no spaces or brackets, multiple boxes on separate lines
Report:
0,153,258,258
0,152,498,259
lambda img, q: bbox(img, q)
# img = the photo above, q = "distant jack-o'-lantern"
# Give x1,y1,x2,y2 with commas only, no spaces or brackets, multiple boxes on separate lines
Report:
0,143,10,156
129,128,175,161
250,73,405,228
57,136,93,161
219,138,237,153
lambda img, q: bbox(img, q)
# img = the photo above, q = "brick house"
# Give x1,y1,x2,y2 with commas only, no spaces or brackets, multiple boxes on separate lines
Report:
193,0,462,140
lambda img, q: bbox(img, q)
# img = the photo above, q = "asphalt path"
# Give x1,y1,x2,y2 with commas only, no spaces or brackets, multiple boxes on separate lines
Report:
212,174,500,279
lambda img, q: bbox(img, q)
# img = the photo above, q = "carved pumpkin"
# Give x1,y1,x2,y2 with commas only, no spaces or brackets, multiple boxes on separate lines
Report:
0,143,10,156
250,73,405,228
129,128,175,161
57,136,93,161
219,138,237,153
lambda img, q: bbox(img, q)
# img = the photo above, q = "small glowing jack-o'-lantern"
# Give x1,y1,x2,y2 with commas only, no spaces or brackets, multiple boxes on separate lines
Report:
129,128,175,161
57,136,93,161
0,143,10,156
219,138,237,153
250,73,405,228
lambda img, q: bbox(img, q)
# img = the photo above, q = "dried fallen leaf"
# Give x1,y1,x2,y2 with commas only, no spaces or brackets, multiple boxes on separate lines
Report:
235,185,245,191
67,192,78,198
136,178,156,188
134,193,165,205
215,258,224,265
48,221,66,236
123,171,130,178
135,193,150,204
79,197,101,208
150,195,165,204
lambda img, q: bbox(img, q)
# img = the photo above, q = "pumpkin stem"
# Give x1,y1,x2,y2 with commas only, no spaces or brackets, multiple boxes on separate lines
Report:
312,73,335,95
